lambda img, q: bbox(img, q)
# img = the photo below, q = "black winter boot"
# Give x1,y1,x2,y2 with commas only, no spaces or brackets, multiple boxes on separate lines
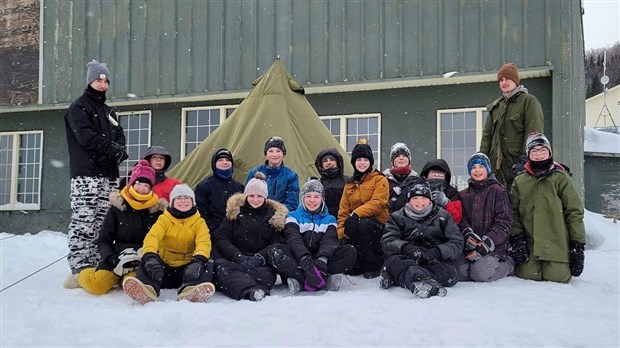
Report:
379,267,393,290
410,279,447,298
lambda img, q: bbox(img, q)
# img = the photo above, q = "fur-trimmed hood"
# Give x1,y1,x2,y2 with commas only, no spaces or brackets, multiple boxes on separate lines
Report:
225,193,288,231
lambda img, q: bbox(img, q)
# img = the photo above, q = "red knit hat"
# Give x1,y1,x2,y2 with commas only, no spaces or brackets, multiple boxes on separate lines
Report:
497,63,520,85
128,160,156,187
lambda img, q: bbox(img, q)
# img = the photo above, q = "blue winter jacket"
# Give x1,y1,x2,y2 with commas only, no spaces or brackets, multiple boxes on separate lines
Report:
246,162,299,211
284,203,340,261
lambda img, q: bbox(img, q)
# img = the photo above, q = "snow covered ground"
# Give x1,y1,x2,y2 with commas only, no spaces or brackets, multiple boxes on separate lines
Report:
1,210,619,347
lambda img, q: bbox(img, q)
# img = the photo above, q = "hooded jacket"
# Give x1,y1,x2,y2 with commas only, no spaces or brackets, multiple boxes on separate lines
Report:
95,190,166,271
64,87,126,179
141,146,182,201
337,169,389,239
314,148,349,218
212,193,287,261
382,168,423,214
382,204,463,261
142,209,212,267
511,162,585,263
246,162,300,211
420,159,463,224
284,202,340,262
195,151,244,233
459,174,512,256
480,86,544,187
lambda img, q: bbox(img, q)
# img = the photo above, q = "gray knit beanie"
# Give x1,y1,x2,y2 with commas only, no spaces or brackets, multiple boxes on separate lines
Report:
526,132,552,156
390,142,411,164
300,179,324,199
86,60,110,86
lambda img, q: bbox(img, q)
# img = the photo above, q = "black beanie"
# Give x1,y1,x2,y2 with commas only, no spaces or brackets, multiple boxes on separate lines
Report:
264,136,286,155
350,144,374,167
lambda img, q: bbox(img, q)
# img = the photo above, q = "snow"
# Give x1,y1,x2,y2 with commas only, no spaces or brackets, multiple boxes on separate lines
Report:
1,212,619,347
584,127,620,154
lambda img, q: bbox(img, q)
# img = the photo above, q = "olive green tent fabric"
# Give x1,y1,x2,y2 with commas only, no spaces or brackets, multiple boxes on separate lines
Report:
168,59,352,188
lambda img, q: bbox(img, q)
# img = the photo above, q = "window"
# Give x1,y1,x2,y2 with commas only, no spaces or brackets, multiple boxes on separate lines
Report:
0,131,43,210
118,111,151,179
437,108,488,190
320,114,382,168
181,105,238,158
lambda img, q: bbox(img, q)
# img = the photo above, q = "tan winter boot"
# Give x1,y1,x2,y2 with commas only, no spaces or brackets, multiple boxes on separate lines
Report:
177,282,215,302
63,274,81,289
122,276,158,304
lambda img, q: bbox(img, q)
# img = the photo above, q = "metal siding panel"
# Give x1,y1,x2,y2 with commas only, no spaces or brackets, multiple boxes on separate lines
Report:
176,1,192,95
256,0,277,76
144,3,161,96
240,1,257,86
69,1,86,99
524,0,546,67
503,0,524,63
363,1,382,80
55,1,73,103
383,1,401,78
441,0,460,73
129,1,146,96
420,1,440,75
100,0,116,91
461,0,481,72
273,0,291,65
326,2,344,82
41,3,55,104
114,0,131,97
191,1,208,93
223,1,241,90
344,1,362,81
159,0,176,95
207,0,224,91
481,0,501,70
308,0,327,83
290,1,309,82
401,1,420,77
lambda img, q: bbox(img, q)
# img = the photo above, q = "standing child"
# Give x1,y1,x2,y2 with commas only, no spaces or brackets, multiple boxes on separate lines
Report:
510,133,585,283
383,142,422,214
77,160,165,294
269,179,357,294
455,153,513,282
123,184,215,304
380,181,462,298
246,136,300,211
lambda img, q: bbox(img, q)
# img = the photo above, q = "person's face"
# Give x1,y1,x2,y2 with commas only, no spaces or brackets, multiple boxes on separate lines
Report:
133,182,151,195
427,169,446,180
470,164,488,182
173,195,193,212
266,148,284,166
529,145,551,161
355,158,371,172
90,78,109,92
499,77,517,94
149,155,166,171
247,194,266,208
216,157,232,170
322,157,338,170
409,196,431,211
392,154,409,168
303,192,322,211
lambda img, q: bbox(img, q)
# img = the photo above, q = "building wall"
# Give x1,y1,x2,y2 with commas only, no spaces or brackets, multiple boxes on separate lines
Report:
584,155,620,218
585,85,620,128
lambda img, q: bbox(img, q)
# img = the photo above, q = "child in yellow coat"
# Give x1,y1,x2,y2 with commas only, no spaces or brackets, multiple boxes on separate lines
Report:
123,184,215,304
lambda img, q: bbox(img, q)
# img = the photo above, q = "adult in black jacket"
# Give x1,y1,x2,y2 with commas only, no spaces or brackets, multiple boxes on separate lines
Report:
64,61,128,288
212,173,287,301
380,181,462,298
195,148,244,243
314,148,348,218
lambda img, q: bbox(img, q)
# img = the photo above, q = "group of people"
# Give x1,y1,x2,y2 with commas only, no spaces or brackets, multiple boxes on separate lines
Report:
62,60,586,303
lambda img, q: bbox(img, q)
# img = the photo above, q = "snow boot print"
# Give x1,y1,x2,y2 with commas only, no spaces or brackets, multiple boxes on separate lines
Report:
177,282,215,302
123,276,158,304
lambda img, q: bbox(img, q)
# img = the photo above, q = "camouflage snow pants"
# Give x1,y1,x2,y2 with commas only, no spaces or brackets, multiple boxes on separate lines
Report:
67,176,117,273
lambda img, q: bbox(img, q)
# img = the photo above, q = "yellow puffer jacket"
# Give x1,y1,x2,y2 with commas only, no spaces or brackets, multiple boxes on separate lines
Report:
142,210,211,267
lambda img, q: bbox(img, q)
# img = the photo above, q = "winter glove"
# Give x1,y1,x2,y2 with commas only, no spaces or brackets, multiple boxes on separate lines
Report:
509,154,528,183
569,240,585,277
509,234,530,265
142,252,164,283
108,142,129,164
314,257,328,274
431,190,449,207
233,252,265,269
343,213,360,241
113,248,142,276
183,255,209,283
463,229,495,262
301,257,326,291
402,244,436,264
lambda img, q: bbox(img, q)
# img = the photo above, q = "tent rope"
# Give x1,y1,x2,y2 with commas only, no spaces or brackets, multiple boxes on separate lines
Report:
0,235,18,241
0,254,68,293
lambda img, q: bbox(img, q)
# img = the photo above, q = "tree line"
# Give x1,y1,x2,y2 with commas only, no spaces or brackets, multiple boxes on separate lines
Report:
585,42,620,98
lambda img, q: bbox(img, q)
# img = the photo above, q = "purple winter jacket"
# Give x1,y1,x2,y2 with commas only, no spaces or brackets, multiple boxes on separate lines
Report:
458,174,512,256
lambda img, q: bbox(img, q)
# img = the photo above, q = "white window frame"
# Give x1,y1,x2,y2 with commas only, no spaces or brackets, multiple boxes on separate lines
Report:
436,107,487,190
320,113,382,168
180,105,239,159
0,131,44,211
117,110,152,179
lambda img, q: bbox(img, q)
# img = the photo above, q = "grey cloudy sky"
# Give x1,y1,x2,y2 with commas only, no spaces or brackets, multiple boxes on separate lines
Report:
582,0,620,50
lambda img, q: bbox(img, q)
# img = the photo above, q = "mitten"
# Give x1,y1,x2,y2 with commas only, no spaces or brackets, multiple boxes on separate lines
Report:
314,257,328,274
301,257,326,291
108,142,128,164
183,255,209,282
463,229,495,262
509,234,530,265
244,254,266,268
113,248,141,276
344,213,360,241
232,252,251,265
142,252,164,283
569,240,585,277
402,244,430,264
431,190,449,207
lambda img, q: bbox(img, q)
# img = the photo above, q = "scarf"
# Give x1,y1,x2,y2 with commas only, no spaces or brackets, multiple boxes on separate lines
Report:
404,202,433,219
526,157,554,177
215,167,233,180
390,165,411,177
168,206,197,219
120,186,159,211
321,167,339,179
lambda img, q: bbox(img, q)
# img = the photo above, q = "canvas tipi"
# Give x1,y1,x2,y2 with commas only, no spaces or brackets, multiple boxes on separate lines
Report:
167,58,352,188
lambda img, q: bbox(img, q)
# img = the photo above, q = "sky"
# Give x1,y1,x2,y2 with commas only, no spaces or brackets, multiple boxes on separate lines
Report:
582,0,620,50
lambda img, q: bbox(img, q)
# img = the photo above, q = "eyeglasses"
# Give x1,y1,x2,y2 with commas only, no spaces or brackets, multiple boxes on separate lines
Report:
429,170,445,175
530,147,549,154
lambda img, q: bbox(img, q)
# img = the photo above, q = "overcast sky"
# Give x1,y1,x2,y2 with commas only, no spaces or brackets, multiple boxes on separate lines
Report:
582,0,620,50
